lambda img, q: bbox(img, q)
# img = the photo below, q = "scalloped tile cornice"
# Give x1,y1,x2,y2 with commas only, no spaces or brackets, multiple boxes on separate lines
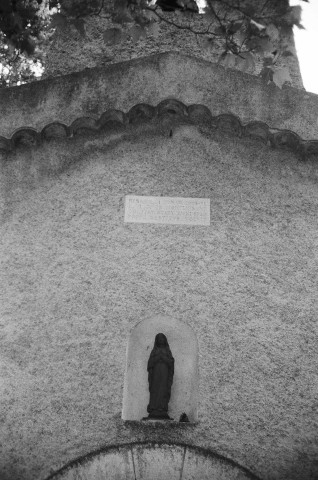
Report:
1,99,318,159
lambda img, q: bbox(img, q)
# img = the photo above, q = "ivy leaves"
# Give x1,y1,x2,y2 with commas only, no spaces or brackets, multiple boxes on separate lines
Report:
103,19,160,46
103,27,123,45
101,1,161,46
200,3,305,89
50,12,86,37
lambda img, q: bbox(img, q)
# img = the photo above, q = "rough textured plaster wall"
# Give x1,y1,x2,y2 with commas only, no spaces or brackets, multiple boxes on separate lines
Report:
0,53,316,141
1,126,318,480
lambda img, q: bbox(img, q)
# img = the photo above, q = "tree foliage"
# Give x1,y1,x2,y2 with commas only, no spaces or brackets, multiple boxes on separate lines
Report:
0,0,58,86
0,0,308,88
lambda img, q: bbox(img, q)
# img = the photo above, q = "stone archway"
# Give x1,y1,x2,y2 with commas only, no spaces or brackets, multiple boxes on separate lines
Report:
46,442,261,480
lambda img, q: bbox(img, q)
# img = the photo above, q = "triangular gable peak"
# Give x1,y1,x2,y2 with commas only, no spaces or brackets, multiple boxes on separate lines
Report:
0,52,317,150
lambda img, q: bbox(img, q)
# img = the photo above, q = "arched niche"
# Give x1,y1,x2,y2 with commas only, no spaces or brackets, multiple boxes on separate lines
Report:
122,315,198,422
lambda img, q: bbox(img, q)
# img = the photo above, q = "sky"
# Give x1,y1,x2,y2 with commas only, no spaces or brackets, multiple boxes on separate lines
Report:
290,0,318,94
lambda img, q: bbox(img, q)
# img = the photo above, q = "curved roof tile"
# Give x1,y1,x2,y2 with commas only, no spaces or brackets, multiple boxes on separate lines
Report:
1,98,318,159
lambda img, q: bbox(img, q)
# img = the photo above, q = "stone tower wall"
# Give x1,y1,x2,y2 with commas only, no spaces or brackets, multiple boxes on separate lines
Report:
43,0,304,89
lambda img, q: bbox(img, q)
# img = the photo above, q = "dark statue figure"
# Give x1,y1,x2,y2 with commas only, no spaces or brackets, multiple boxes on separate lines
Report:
146,333,174,420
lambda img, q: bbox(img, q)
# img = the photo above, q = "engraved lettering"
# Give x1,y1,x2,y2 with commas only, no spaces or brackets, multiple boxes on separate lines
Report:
124,196,210,226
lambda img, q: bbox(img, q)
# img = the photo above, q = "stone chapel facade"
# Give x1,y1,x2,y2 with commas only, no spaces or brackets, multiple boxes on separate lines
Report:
1,51,318,480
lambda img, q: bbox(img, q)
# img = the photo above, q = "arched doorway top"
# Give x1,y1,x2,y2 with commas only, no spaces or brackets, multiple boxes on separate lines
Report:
46,442,262,480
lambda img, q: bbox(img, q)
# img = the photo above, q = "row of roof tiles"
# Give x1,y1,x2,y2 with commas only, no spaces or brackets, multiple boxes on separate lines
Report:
1,99,318,159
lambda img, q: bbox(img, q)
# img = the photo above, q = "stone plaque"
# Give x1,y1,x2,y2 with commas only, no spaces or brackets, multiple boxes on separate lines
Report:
124,195,210,226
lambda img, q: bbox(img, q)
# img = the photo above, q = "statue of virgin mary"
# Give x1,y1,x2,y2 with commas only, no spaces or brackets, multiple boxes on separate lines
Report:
146,333,174,420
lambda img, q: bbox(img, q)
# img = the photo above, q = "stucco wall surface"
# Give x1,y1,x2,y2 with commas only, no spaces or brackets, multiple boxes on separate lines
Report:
0,53,317,141
1,123,318,480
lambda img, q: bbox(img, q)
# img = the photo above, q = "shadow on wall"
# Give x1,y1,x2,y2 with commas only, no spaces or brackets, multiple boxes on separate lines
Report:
122,315,198,422
0,465,27,480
